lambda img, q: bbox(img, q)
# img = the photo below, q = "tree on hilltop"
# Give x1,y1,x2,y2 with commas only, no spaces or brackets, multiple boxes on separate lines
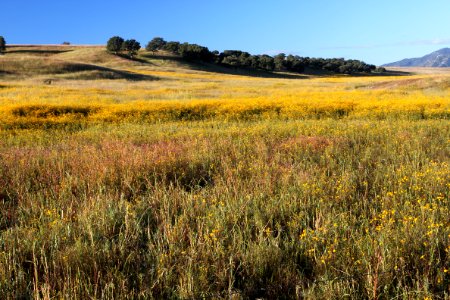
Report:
106,36,125,54
122,39,141,58
162,41,181,53
0,36,6,53
146,37,166,53
178,43,214,62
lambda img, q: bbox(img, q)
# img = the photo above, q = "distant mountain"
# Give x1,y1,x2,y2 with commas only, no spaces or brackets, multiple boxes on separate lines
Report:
383,48,450,67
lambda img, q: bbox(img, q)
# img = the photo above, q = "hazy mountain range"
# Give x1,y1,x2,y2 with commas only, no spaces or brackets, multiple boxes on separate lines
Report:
383,48,450,67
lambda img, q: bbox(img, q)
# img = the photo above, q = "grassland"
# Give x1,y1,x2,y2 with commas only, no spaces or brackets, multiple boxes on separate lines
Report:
0,46,449,299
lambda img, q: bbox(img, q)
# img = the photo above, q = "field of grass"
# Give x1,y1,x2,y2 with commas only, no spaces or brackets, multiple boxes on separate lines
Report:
0,46,449,299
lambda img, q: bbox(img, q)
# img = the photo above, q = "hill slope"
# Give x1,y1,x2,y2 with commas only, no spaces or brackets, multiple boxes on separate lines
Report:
0,45,305,81
384,48,450,67
0,45,160,81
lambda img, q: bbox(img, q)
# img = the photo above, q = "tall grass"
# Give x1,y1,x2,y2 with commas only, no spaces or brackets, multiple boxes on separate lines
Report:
0,120,448,299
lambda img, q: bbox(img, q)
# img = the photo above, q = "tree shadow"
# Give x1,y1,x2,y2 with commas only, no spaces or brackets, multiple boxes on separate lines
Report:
139,53,412,79
6,49,73,55
60,64,158,81
140,54,308,79
116,53,156,65
0,59,157,81
348,69,412,77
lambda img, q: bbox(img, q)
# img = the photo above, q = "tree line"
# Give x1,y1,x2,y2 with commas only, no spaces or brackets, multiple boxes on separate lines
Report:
142,37,384,74
0,34,383,74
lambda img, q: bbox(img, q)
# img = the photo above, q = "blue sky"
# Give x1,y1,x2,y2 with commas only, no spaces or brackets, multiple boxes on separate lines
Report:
2,0,450,65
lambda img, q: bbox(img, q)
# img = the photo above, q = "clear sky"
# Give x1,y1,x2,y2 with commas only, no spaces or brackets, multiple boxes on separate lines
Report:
2,0,450,65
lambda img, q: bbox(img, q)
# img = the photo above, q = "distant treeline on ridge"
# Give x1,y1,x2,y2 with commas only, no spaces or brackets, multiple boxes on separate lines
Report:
144,37,384,74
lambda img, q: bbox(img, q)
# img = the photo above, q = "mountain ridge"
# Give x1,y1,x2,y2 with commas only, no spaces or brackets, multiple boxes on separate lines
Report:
383,48,450,67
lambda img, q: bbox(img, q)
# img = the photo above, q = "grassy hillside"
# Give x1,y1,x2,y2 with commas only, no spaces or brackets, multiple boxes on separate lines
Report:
0,46,449,299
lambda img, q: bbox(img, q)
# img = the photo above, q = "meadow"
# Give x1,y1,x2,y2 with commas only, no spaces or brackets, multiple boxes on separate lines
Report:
0,46,449,299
